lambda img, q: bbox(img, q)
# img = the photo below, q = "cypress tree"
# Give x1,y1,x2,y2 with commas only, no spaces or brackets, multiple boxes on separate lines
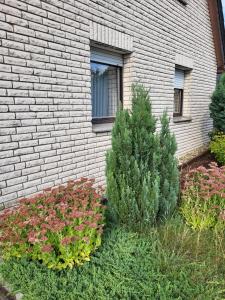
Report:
209,73,225,133
106,84,160,228
158,112,179,221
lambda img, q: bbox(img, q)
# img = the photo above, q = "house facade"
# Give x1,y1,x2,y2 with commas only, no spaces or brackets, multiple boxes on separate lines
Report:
0,0,224,206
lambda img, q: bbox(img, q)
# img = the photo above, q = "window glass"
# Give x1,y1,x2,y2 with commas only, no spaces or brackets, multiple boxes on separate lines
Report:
174,68,185,117
174,88,183,116
91,62,121,119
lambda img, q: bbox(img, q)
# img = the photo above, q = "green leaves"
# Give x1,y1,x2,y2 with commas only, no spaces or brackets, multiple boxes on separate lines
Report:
209,73,225,133
0,179,106,270
106,84,160,228
210,132,225,165
106,85,179,229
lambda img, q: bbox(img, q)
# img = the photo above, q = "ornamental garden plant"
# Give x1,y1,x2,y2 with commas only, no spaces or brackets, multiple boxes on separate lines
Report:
0,178,105,270
181,163,225,231
106,84,179,228
209,73,225,134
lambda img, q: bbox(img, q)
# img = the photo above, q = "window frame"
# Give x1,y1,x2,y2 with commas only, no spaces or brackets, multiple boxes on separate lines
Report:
173,88,183,117
91,60,123,124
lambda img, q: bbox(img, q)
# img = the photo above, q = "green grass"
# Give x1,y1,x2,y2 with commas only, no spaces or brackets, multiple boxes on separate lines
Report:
0,217,224,300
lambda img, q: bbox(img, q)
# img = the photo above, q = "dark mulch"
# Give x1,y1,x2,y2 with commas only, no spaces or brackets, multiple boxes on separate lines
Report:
0,286,15,300
179,151,216,190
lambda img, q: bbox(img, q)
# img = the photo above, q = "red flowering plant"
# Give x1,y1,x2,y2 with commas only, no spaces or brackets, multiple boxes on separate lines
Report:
181,163,225,230
0,178,106,270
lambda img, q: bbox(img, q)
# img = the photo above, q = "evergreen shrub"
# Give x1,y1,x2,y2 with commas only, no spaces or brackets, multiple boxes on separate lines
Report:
106,84,179,228
209,73,225,133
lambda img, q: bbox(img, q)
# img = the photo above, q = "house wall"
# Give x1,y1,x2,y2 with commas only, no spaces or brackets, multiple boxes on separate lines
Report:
0,0,217,206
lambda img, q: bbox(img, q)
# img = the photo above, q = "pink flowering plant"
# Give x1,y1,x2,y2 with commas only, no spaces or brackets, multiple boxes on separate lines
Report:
181,163,225,230
0,178,105,270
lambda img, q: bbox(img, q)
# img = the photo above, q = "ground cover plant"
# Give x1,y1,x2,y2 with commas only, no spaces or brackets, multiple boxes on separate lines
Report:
0,219,224,300
181,163,225,231
0,178,105,270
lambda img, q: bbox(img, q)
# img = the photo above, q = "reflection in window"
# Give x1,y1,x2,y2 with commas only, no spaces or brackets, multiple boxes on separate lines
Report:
91,62,122,119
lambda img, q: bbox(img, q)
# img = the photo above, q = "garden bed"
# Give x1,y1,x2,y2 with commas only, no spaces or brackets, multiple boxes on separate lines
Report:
0,220,224,300
180,151,216,189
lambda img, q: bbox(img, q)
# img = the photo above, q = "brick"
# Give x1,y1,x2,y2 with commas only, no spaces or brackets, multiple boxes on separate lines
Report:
0,80,12,88
6,15,28,27
0,135,11,143
12,133,32,141
0,142,18,151
0,72,19,81
5,0,28,10
7,176,27,187
7,32,29,43
0,21,13,31
4,56,26,66
2,39,24,50
25,44,44,54
2,184,23,195
14,25,35,37
17,186,37,197
9,105,30,113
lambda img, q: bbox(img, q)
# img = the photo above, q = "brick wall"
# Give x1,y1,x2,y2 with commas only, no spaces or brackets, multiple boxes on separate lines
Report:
0,0,217,206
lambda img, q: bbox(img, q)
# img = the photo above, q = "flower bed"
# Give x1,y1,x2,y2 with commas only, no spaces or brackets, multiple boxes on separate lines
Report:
0,178,105,270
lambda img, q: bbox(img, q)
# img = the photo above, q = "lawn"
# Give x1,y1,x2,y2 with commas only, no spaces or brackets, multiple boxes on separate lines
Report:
0,217,224,300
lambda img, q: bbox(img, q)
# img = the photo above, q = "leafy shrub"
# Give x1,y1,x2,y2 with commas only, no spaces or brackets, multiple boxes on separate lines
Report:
209,73,225,133
106,84,179,228
210,132,225,165
181,163,225,230
0,178,105,270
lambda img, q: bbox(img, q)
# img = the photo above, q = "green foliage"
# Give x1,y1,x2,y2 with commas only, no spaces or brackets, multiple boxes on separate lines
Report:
209,73,225,133
106,84,160,228
181,163,225,231
210,132,225,165
0,179,105,270
0,220,224,300
158,112,179,220
106,84,179,228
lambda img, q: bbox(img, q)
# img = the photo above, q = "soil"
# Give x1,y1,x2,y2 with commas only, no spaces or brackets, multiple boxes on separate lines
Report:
179,151,216,190
0,286,15,300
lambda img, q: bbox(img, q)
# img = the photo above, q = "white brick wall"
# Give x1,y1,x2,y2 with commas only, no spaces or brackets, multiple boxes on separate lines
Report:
0,0,217,206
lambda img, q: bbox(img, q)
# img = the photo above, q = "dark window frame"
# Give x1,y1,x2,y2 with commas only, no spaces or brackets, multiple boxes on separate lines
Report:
91,60,123,124
173,88,183,117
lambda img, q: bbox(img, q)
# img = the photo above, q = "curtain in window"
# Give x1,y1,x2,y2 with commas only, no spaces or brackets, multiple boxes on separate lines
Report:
91,62,120,118
91,64,109,118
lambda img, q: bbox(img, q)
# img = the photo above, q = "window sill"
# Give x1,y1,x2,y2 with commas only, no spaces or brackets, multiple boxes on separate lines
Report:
173,116,192,123
92,122,113,133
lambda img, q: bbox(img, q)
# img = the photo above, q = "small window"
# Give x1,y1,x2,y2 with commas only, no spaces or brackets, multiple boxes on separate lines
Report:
91,48,123,123
174,68,185,117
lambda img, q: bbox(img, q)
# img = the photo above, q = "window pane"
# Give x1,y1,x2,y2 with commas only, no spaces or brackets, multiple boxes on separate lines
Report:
174,88,183,115
91,62,121,118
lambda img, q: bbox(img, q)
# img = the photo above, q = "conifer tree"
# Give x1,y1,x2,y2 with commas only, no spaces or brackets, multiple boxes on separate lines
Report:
106,85,160,227
209,73,225,133
158,112,179,220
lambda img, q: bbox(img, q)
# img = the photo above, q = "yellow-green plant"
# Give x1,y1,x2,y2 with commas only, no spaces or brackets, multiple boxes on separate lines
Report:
181,163,225,231
0,178,105,270
210,132,225,165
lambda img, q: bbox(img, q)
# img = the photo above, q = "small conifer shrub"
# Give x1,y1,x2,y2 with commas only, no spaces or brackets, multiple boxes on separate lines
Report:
158,112,179,220
106,84,179,228
209,73,225,133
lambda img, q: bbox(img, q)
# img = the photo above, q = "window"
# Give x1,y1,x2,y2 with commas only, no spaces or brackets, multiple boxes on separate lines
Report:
174,68,185,117
91,48,123,123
